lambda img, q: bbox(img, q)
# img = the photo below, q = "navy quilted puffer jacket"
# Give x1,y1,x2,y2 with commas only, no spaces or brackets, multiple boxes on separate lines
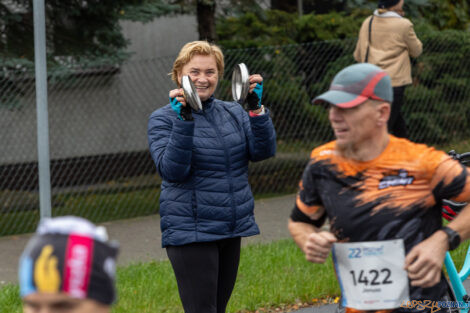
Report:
148,96,276,247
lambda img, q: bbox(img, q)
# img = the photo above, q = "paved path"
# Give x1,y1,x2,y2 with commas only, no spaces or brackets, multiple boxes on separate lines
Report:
1,193,469,313
0,193,296,284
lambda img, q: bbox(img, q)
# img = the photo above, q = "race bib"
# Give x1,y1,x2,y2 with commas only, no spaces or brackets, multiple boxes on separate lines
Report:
332,239,409,310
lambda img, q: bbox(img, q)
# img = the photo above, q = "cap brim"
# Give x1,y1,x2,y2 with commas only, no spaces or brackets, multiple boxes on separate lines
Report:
312,90,368,108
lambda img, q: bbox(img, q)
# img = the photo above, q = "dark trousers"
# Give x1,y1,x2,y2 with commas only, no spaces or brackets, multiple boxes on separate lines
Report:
388,86,408,138
166,237,241,313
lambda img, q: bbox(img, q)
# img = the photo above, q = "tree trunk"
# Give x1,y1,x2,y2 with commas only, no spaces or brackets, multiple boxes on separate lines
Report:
271,0,297,13
303,0,347,14
197,0,217,42
271,0,347,14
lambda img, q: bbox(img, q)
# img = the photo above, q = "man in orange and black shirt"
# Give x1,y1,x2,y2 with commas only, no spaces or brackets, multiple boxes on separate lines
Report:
288,63,470,312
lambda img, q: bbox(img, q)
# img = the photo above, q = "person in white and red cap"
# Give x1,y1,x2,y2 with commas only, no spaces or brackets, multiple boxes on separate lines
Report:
289,63,470,313
19,216,119,313
353,0,422,139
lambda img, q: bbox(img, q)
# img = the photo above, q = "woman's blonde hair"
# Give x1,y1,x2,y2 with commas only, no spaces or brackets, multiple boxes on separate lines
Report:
171,41,224,86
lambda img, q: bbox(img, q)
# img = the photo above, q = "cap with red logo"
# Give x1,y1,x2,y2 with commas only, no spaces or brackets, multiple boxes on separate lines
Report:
19,216,119,305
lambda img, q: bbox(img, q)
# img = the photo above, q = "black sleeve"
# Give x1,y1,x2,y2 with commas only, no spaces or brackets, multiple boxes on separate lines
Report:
290,205,327,228
298,162,323,210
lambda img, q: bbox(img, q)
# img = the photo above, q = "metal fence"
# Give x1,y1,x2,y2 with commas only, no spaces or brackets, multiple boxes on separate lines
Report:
1,31,470,236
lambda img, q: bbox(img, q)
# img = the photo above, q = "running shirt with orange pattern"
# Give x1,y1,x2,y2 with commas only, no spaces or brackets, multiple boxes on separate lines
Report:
296,135,470,310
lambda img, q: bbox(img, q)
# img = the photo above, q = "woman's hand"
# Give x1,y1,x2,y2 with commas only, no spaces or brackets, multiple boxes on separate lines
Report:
169,88,193,121
169,88,187,107
248,74,263,93
245,74,264,112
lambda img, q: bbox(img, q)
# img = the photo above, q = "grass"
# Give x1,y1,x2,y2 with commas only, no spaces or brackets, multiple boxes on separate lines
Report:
2,238,469,313
435,140,470,155
0,285,20,313
113,239,340,313
0,239,339,313
449,240,470,271
226,240,338,312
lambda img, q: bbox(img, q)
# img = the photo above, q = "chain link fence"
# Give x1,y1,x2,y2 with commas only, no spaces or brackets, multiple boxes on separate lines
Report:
1,30,470,236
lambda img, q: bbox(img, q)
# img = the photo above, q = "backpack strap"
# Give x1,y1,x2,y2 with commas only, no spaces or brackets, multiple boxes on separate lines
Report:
365,16,374,63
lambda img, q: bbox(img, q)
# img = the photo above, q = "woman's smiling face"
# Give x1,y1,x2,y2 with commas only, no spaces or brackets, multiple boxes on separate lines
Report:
178,54,219,101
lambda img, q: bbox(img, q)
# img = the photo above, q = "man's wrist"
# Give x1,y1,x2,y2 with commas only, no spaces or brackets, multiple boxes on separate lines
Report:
441,226,461,251
435,230,450,251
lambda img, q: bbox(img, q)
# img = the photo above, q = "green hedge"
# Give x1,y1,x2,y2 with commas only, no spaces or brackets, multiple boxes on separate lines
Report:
217,10,470,146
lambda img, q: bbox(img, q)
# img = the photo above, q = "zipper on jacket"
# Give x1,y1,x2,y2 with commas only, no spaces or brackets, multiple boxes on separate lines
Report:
203,109,237,233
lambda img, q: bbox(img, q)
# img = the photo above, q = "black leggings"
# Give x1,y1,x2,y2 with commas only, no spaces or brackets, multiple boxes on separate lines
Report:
388,86,408,138
166,237,241,313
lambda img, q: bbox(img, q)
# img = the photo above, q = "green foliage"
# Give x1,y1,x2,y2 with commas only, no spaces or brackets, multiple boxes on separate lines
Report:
402,29,470,144
218,42,342,144
216,0,470,49
0,57,34,108
418,0,470,30
0,0,180,70
217,10,365,48
295,11,364,42
219,12,470,146
217,10,364,145
217,10,298,49
345,0,468,26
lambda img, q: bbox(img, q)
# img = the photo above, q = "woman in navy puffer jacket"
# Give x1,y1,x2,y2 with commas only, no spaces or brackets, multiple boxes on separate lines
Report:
147,41,276,313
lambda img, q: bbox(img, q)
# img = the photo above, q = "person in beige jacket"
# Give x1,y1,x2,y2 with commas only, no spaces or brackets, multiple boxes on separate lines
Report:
354,0,422,138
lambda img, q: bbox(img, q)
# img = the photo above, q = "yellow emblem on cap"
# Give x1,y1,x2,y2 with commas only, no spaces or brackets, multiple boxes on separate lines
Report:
34,245,61,292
